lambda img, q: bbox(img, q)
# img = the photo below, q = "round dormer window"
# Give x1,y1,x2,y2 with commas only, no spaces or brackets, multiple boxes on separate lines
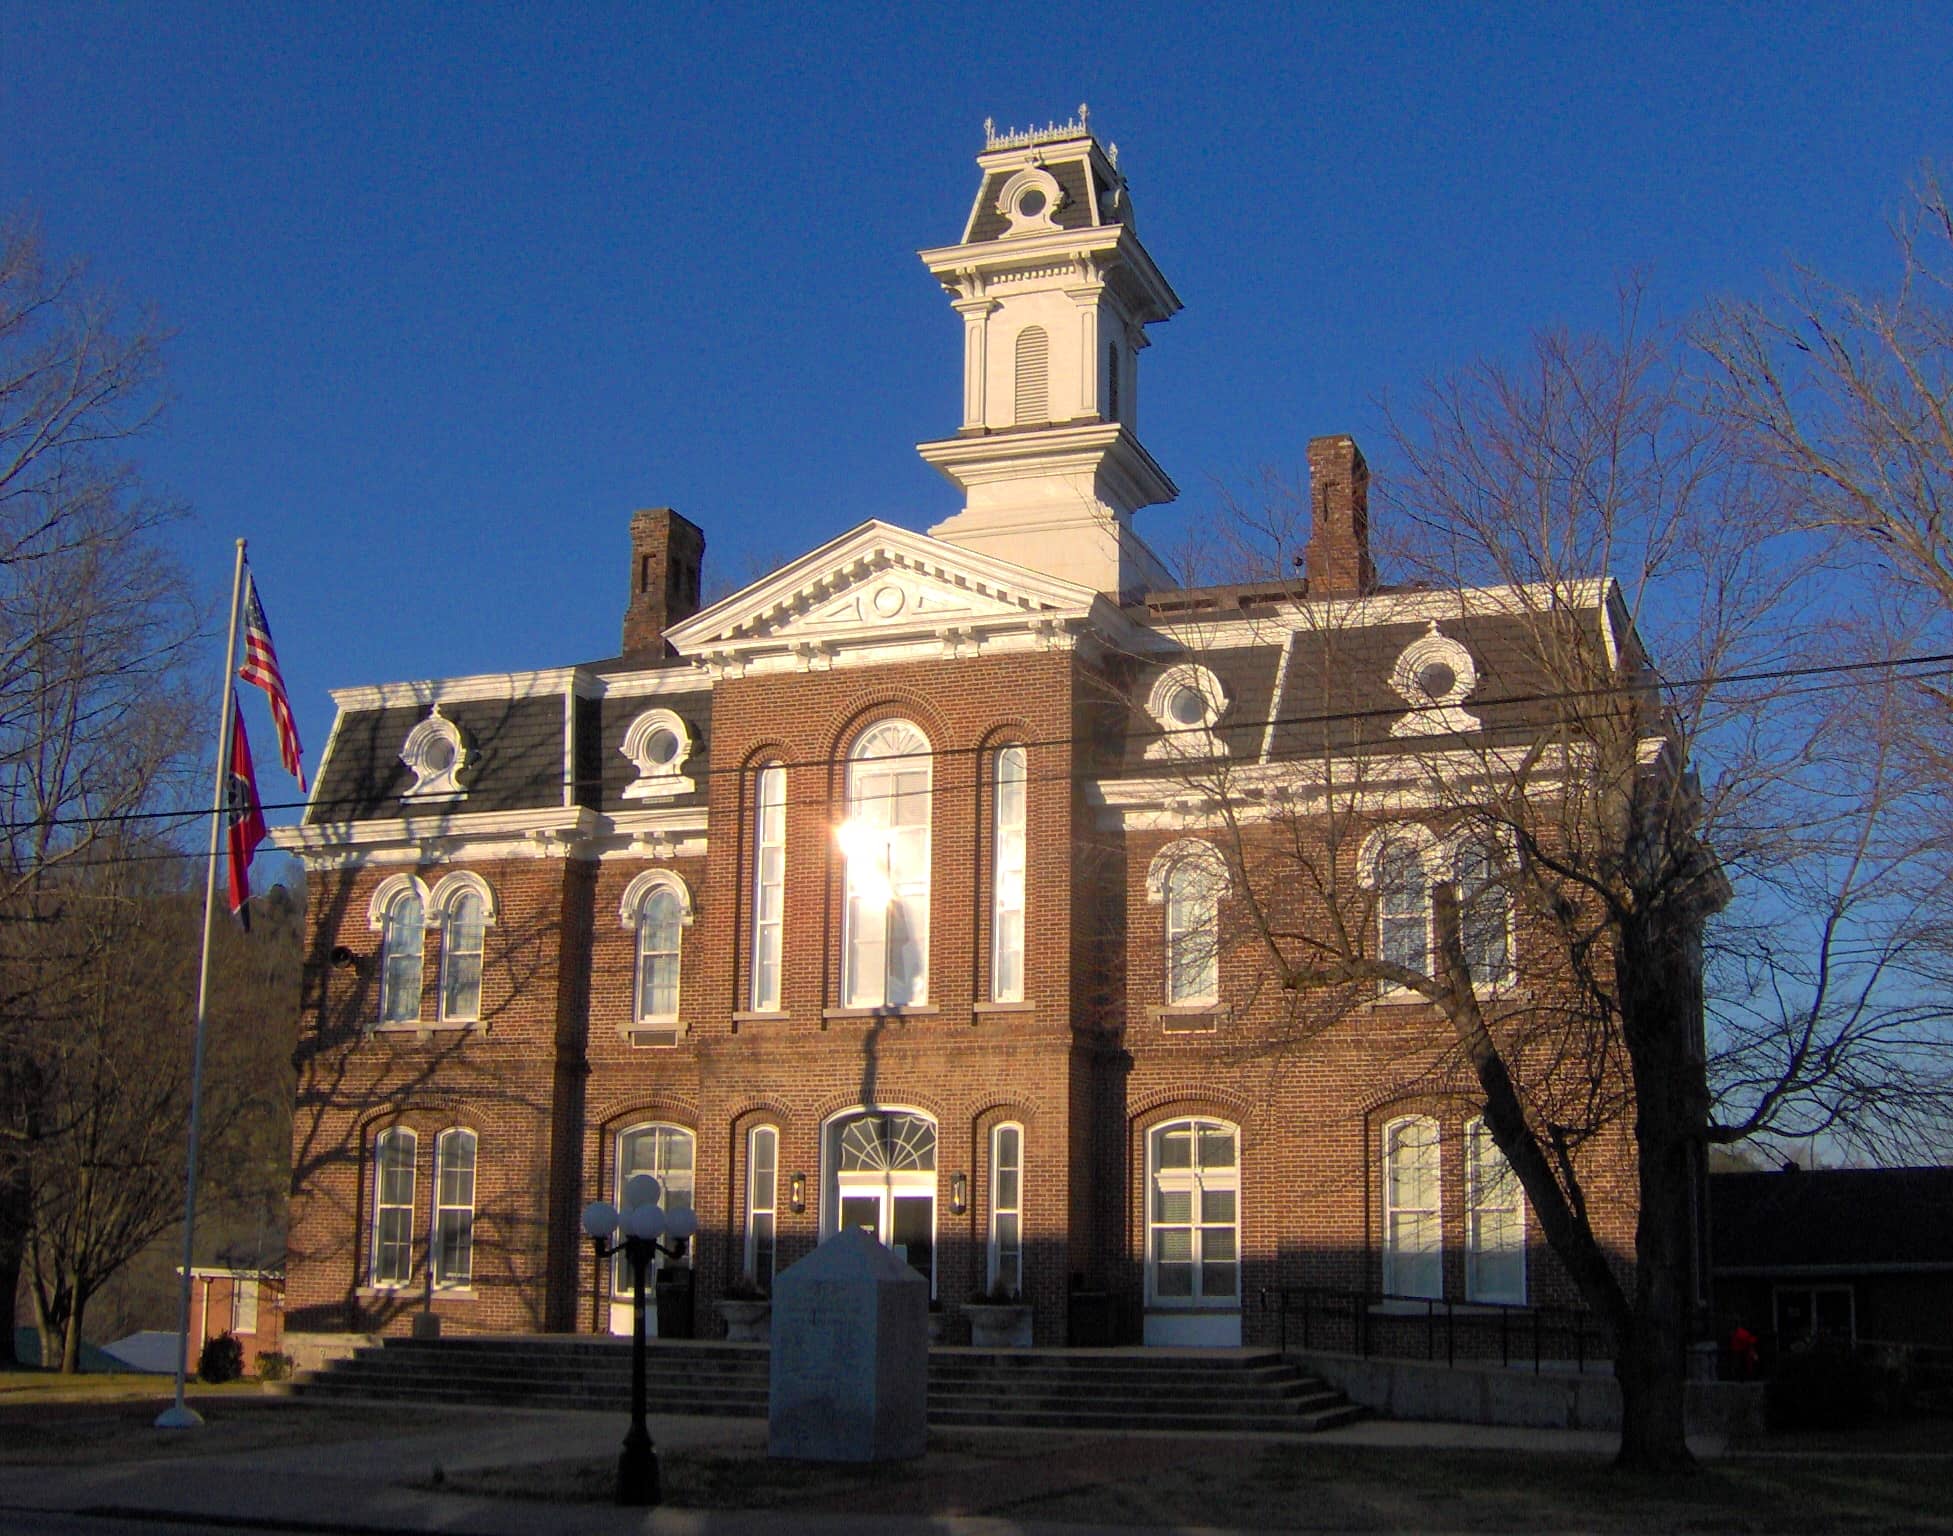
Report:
1415,661,1457,701
1166,683,1208,727
421,735,455,772
645,727,682,767
1017,188,1046,218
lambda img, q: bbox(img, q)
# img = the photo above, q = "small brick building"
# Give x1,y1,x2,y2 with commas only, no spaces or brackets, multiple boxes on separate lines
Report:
276,119,1646,1364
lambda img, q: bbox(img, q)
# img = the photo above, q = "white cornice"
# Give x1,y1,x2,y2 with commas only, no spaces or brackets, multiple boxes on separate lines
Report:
271,804,708,868
1134,577,1617,647
330,668,585,711
917,421,1178,508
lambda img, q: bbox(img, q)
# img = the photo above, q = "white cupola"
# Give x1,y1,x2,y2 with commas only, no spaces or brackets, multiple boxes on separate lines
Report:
916,109,1183,598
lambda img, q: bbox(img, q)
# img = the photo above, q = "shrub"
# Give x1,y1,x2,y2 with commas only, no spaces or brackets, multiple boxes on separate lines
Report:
254,1350,293,1382
1766,1343,1898,1430
197,1331,244,1384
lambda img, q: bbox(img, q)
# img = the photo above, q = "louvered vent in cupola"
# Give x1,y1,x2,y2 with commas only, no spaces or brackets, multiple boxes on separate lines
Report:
1014,326,1049,425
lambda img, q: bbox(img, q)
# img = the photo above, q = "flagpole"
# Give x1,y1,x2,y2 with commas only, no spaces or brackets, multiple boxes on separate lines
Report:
158,538,248,1431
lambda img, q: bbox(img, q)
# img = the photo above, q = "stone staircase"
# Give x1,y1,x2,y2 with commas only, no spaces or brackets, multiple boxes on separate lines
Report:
292,1337,1364,1434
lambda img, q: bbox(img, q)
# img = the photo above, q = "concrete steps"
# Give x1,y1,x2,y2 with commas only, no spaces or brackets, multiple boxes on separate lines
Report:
292,1336,1365,1435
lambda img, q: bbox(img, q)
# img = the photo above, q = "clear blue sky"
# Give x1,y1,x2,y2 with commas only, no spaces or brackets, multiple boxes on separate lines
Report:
6,1,1948,821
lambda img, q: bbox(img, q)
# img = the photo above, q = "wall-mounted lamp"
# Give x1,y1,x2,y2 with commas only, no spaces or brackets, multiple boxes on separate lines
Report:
950,1172,969,1216
329,945,358,970
789,1172,806,1214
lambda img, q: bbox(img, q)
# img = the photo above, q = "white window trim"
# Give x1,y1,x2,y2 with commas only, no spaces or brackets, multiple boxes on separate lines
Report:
1145,1117,1241,1310
369,874,432,1026
1451,837,1517,990
399,705,469,801
1465,1118,1526,1305
431,872,496,1025
750,764,786,1012
431,1127,477,1290
841,721,933,1009
1358,825,1515,997
621,869,694,1027
611,1123,695,1313
231,1279,260,1333
369,1127,417,1290
620,707,698,800
994,165,1065,236
988,1122,1025,1295
821,1105,939,1297
1382,1115,1443,1300
744,1125,778,1289
1146,840,1230,1008
991,745,1027,1003
1142,662,1232,761
1388,622,1482,737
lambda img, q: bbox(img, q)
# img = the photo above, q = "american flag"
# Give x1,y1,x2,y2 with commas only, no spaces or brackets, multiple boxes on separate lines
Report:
238,568,306,791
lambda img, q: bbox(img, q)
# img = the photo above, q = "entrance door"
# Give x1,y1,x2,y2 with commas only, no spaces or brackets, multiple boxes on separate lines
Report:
609,1123,694,1337
825,1110,938,1294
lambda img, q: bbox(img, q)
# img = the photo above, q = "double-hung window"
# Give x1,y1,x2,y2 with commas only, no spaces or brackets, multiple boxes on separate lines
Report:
370,1128,417,1287
1382,1115,1442,1299
750,765,786,1010
1376,839,1429,978
1465,1119,1525,1303
1148,1119,1238,1305
1164,857,1221,1006
989,1123,1024,1294
438,890,486,1022
1454,841,1511,986
991,746,1027,1002
745,1126,777,1289
637,886,684,1021
432,1128,477,1288
380,891,425,1024
841,721,932,1007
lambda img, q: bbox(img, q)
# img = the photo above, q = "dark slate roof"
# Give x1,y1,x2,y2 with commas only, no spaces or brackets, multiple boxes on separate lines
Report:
967,154,1103,243
308,696,568,823
1711,1168,1953,1272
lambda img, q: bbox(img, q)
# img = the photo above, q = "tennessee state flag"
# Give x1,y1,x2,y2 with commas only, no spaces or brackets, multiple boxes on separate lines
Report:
226,698,268,925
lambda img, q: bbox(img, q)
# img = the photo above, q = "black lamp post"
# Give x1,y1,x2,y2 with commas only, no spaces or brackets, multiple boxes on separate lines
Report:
582,1174,698,1507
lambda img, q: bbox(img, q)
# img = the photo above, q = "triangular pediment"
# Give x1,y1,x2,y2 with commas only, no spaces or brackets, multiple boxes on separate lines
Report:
665,520,1111,659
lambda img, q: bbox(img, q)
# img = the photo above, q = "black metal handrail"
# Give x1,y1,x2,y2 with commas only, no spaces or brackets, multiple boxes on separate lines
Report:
1259,1284,1612,1374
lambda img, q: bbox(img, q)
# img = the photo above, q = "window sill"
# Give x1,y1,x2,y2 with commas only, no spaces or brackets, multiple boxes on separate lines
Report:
620,1021,688,1048
372,1021,480,1041
731,1009,790,1024
1152,1005,1223,1032
822,1004,941,1021
973,1001,1036,1015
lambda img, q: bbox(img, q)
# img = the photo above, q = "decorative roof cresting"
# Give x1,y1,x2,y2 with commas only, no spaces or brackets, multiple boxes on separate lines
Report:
983,105,1098,152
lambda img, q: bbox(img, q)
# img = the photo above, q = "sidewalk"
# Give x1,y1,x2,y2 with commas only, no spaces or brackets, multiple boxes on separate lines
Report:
0,1399,1734,1536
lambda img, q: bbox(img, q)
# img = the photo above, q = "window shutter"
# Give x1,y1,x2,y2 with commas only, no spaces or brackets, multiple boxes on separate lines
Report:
1014,327,1049,425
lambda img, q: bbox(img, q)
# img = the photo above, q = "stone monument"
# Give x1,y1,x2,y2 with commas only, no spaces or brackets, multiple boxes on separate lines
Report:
768,1227,928,1461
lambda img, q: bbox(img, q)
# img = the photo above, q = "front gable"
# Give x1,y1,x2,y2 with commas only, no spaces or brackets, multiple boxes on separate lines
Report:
664,520,1147,671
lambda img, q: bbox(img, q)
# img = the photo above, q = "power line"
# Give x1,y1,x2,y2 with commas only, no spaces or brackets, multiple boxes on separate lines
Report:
2,644,1949,845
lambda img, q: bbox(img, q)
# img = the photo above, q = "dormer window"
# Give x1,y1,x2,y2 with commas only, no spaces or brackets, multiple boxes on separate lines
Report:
1144,664,1231,760
621,708,697,800
995,165,1064,236
400,707,468,801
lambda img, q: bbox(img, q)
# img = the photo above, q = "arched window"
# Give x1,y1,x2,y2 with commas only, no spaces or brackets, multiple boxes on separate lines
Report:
369,1127,417,1287
1466,1118,1526,1303
745,1126,778,1289
750,764,786,1011
825,1108,938,1291
841,721,931,1008
1014,326,1049,425
1382,1115,1442,1299
438,890,486,1022
1147,1118,1238,1306
637,886,684,1020
432,1128,477,1288
379,889,425,1024
1454,840,1512,986
989,1122,1024,1294
991,746,1027,1002
611,1123,694,1328
1376,837,1430,977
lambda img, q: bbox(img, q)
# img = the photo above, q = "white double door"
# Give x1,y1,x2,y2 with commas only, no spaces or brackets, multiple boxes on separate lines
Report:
835,1175,935,1291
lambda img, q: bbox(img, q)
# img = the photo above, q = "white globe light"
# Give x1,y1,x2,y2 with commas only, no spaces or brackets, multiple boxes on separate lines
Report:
624,1173,662,1209
665,1207,699,1241
624,1202,668,1241
581,1200,618,1239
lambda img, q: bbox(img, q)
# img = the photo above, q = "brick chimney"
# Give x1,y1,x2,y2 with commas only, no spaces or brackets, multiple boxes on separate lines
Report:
1304,435,1376,597
621,508,706,661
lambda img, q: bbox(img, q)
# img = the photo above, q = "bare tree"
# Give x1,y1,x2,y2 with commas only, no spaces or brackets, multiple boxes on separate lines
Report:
0,218,203,1363
1168,300,1949,1470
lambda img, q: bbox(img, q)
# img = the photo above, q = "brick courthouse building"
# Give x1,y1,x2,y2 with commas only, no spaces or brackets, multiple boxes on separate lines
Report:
276,120,1645,1361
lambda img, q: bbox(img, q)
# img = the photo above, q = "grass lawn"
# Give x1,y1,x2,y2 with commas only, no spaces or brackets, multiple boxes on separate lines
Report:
0,1395,486,1467
0,1367,262,1402
422,1425,1953,1532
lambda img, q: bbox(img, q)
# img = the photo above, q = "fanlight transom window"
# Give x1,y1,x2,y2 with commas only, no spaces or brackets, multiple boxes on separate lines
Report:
836,1112,937,1173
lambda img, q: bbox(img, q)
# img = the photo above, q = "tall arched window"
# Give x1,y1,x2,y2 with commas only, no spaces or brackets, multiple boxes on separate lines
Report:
989,1122,1024,1294
438,890,486,1022
991,745,1027,1002
1376,838,1430,977
841,721,932,1008
825,1108,938,1291
1466,1118,1526,1303
1454,840,1512,985
432,1128,477,1288
611,1123,694,1332
637,886,684,1020
745,1126,778,1289
369,1127,417,1287
1382,1115,1442,1299
1014,326,1049,425
750,764,786,1011
1147,1118,1239,1306
380,890,425,1024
